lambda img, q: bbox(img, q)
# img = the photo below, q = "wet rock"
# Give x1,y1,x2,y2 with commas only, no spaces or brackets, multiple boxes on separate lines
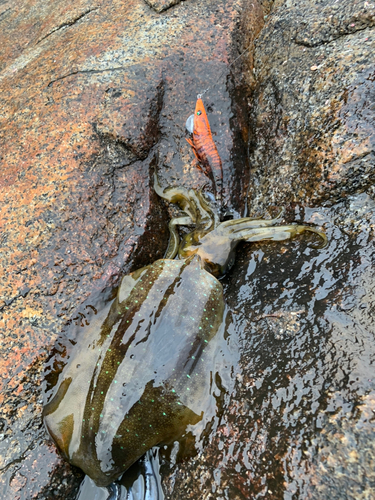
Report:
162,195,375,500
248,0,375,210
3,0,372,497
160,0,375,498
0,0,263,498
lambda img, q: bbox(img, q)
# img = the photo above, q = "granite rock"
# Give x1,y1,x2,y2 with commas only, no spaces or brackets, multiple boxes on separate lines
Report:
0,0,262,497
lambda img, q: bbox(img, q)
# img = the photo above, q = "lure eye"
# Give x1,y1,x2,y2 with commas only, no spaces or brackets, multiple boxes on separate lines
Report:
196,111,202,116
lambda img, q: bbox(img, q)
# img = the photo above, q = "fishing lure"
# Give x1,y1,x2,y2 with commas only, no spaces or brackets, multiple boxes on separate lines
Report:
185,96,223,201
185,46,254,201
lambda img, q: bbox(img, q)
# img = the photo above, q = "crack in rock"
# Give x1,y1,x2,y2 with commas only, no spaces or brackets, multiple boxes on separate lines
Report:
37,7,99,44
47,66,127,87
144,0,182,14
295,21,375,47
0,7,10,20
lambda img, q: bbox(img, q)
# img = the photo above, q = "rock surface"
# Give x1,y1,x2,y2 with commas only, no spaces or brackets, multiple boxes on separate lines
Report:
144,0,181,14
0,0,374,499
248,0,375,209
160,0,375,499
0,0,261,498
162,196,375,499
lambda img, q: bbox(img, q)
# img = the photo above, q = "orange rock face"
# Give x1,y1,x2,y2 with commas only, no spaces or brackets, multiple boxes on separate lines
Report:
0,0,262,497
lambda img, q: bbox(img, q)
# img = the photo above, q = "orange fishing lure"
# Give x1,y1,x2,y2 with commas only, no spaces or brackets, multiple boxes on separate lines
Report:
186,98,223,200
185,47,255,200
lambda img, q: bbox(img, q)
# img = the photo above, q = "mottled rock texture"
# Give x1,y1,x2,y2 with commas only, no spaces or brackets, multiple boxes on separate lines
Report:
162,196,375,499
0,0,261,498
248,0,375,210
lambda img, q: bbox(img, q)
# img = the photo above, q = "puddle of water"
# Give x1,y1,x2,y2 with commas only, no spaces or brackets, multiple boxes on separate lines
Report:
76,449,165,500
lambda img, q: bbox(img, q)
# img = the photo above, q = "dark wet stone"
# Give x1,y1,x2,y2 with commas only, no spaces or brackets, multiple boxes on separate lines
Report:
162,195,375,499
158,0,375,497
248,0,375,211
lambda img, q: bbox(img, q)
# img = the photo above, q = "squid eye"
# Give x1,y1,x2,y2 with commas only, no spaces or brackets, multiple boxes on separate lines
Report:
203,192,215,203
196,111,202,116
